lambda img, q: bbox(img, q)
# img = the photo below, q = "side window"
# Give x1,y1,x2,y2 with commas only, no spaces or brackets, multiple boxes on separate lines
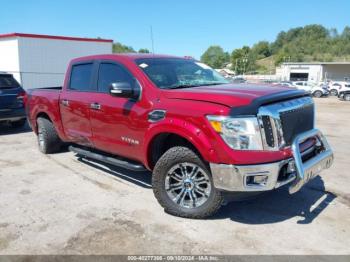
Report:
97,63,134,93
69,63,93,91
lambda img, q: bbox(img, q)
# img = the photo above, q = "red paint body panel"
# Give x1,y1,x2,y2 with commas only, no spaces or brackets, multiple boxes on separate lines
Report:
27,54,308,170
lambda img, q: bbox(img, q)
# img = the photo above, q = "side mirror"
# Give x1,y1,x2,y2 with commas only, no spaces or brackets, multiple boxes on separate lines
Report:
109,82,134,98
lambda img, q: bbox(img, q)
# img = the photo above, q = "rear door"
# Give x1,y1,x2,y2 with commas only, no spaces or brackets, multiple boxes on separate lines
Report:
0,74,23,110
59,62,96,147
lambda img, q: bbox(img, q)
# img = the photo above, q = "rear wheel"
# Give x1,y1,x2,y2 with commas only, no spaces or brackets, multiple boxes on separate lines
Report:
152,146,223,219
10,119,26,128
37,117,62,154
313,90,323,98
344,94,350,101
330,89,338,96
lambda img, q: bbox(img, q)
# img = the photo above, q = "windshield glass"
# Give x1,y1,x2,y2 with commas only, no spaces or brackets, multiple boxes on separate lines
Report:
135,58,230,89
0,74,20,89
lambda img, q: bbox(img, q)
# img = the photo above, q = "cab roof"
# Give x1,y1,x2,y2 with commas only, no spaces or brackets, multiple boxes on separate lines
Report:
72,53,193,63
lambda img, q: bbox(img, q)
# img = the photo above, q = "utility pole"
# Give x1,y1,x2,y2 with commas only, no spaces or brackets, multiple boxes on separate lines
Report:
242,57,248,75
150,26,155,54
235,59,238,75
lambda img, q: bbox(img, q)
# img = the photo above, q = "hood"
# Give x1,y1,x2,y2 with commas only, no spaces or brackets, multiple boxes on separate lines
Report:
162,83,306,109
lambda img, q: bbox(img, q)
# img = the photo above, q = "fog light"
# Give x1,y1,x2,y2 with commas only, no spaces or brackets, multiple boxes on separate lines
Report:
246,175,268,186
287,160,296,173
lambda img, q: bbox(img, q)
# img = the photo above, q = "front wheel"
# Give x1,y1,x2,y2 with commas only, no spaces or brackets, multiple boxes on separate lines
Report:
344,94,350,101
152,146,223,219
313,90,323,98
330,89,338,96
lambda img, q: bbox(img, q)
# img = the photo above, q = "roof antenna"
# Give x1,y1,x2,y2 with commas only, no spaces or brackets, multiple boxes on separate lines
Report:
150,25,155,54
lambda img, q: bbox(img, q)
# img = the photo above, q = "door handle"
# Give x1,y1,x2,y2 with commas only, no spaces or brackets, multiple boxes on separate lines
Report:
61,99,69,106
90,102,101,110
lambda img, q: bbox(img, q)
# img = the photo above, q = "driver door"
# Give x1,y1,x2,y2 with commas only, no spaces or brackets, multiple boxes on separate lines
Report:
89,61,146,161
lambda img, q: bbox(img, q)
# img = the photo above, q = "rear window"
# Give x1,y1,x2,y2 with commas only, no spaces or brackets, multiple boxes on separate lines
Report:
0,74,20,89
69,63,93,91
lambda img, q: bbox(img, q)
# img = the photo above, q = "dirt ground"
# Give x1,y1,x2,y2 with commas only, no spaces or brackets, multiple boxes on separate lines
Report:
0,97,349,255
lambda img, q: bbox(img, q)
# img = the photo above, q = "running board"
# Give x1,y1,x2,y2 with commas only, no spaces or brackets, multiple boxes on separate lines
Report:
68,146,147,172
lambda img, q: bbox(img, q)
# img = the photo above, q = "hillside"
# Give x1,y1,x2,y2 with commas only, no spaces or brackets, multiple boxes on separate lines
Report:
201,24,350,74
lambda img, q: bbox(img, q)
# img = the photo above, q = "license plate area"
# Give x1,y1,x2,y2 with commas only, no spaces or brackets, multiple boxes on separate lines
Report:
289,129,334,194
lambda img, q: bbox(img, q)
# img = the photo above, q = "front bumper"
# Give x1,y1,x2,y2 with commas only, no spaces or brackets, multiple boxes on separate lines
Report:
210,129,334,194
0,107,26,122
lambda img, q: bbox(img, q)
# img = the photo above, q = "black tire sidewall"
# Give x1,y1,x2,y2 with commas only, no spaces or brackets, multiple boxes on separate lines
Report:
152,147,223,218
37,117,61,154
330,89,338,96
313,91,322,98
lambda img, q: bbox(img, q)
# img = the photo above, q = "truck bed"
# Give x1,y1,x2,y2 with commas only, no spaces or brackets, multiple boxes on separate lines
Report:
26,87,64,137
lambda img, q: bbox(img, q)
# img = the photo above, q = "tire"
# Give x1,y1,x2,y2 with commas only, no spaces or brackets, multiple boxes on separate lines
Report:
10,119,26,128
313,90,323,98
152,146,223,219
37,117,62,154
330,89,338,96
344,94,350,101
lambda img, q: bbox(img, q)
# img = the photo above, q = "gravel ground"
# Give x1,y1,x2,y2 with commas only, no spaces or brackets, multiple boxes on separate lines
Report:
0,97,349,255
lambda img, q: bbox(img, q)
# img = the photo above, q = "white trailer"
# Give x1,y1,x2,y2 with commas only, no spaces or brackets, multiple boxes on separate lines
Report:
0,33,113,90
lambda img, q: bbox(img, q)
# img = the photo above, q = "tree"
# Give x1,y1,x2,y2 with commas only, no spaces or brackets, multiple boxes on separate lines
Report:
231,46,254,74
113,42,135,53
138,48,150,53
200,46,230,68
341,26,350,40
252,41,271,58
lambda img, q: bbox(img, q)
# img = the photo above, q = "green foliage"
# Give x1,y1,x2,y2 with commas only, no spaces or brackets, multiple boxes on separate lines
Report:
113,43,151,54
138,48,150,53
113,42,136,53
200,45,230,68
201,24,350,74
252,41,271,58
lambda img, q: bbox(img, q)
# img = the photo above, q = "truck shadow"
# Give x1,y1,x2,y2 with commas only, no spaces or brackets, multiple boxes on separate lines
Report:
214,176,336,224
0,121,32,135
76,156,335,224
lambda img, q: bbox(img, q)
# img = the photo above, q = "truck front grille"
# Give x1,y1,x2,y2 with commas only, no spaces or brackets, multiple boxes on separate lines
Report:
280,104,314,146
258,96,314,150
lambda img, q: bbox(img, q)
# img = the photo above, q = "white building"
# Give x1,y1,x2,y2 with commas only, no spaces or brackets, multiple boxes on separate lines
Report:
276,62,350,83
0,33,113,89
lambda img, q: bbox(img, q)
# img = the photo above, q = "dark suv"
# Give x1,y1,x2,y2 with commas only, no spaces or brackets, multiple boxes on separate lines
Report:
0,73,26,128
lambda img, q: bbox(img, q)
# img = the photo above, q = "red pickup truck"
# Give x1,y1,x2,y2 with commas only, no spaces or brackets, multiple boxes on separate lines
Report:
26,54,334,218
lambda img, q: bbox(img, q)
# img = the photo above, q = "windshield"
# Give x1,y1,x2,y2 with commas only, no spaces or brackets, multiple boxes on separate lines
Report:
0,74,20,89
135,58,230,89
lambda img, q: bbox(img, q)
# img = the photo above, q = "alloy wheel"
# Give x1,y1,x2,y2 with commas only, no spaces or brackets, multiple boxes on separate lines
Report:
165,162,211,209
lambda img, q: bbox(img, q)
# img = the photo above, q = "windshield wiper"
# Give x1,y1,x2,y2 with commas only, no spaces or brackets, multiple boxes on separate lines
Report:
166,83,226,89
166,84,202,89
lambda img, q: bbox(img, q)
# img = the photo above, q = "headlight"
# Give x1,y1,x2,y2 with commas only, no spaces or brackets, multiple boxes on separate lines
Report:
207,116,263,150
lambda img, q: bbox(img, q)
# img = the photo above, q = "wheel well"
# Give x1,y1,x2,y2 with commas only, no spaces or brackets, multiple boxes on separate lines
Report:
148,133,204,170
35,112,51,132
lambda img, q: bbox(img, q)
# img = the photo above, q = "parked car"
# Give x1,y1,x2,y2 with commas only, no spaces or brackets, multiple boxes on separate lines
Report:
328,81,350,96
338,83,350,101
292,81,329,98
230,76,246,83
26,54,334,218
277,81,295,87
0,73,27,127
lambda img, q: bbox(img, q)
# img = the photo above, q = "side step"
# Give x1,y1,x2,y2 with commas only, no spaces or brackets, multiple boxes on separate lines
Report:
69,145,147,172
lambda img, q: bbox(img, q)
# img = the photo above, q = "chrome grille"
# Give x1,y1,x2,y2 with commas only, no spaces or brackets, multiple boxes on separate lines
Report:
257,96,315,150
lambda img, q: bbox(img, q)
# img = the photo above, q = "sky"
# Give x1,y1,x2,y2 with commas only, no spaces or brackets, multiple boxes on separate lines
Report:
1,0,350,59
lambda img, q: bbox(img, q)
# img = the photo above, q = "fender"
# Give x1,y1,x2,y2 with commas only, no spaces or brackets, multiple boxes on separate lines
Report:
31,105,67,141
143,116,220,169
